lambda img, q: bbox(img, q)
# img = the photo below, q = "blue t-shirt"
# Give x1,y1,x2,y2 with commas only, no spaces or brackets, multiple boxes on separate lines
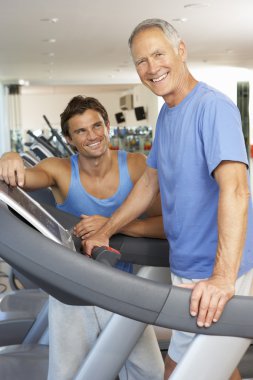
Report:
57,150,133,273
147,81,253,279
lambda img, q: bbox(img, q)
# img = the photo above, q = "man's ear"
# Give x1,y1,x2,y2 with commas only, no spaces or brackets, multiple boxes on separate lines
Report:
65,135,74,147
178,41,187,62
106,122,110,133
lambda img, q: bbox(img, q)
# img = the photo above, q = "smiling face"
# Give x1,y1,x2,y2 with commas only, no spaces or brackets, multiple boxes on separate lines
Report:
131,27,188,106
66,109,110,158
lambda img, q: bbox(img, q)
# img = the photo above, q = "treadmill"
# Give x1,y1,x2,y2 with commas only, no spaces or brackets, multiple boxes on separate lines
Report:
0,180,252,380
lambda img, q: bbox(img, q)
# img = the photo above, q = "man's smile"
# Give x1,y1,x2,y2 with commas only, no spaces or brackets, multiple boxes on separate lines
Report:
86,141,102,149
151,72,168,83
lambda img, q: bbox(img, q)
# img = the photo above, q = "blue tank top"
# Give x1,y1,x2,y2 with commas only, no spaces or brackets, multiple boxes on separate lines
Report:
57,150,133,273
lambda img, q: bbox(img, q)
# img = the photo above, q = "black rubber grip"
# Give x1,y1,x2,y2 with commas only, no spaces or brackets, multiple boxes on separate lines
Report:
92,246,122,267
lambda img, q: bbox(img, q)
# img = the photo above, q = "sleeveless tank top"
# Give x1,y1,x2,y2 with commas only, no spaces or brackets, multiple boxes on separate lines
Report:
57,150,134,272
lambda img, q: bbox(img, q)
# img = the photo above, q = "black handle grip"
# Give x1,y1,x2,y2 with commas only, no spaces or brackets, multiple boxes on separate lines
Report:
92,246,121,267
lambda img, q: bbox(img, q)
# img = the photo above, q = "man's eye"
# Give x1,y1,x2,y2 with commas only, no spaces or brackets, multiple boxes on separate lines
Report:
137,60,145,66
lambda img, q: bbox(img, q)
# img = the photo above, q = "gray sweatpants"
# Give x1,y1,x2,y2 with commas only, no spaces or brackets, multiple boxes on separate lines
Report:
47,297,164,380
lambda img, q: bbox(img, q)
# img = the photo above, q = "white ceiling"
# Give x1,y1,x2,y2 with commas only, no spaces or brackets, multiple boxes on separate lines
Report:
0,0,253,87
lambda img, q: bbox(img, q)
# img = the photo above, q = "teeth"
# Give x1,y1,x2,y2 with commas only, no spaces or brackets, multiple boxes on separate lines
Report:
88,142,100,147
152,73,167,82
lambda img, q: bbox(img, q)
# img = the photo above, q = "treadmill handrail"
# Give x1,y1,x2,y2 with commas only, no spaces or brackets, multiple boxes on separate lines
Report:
0,203,253,339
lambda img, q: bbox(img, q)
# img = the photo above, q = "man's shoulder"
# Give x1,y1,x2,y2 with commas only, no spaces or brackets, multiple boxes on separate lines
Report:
196,82,235,108
126,151,146,168
126,151,146,162
126,151,147,183
37,156,71,171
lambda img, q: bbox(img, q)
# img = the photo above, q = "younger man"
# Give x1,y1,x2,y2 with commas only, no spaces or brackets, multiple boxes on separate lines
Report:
0,95,165,380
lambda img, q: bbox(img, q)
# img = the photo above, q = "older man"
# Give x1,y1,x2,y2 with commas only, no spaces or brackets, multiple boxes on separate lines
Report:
84,19,253,380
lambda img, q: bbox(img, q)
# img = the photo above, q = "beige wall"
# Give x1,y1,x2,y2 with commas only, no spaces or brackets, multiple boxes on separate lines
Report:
20,84,159,136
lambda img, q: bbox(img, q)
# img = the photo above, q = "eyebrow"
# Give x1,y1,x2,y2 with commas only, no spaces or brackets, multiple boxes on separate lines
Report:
135,49,165,64
134,56,146,65
73,127,86,134
73,121,103,132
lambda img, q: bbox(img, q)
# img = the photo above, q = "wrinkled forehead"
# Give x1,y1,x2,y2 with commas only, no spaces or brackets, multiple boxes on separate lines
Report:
130,26,166,47
130,27,175,60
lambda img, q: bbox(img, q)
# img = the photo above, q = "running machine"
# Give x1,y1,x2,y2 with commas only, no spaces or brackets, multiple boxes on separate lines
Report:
27,130,63,158
0,180,169,348
20,151,40,167
42,114,74,157
0,181,171,379
0,182,253,379
29,142,55,160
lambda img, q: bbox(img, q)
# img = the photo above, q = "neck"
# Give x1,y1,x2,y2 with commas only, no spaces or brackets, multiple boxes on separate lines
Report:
78,149,114,178
164,72,198,108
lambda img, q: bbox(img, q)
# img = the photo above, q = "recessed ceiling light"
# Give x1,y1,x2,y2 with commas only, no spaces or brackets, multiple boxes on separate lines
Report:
43,38,56,43
184,3,210,8
40,18,59,23
172,18,188,22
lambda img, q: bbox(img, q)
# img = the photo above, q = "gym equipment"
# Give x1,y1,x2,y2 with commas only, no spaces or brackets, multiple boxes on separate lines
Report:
43,114,74,157
0,181,252,379
29,142,55,160
20,151,39,167
27,129,63,158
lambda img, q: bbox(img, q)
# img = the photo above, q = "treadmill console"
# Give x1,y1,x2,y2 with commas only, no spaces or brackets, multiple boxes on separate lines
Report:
0,180,75,251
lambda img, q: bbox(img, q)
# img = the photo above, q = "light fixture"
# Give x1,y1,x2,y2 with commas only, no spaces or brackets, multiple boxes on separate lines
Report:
172,18,188,22
18,79,30,86
43,38,56,43
184,3,210,8
40,18,59,23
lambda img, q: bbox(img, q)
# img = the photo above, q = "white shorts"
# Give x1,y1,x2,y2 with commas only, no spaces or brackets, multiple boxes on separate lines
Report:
168,268,253,363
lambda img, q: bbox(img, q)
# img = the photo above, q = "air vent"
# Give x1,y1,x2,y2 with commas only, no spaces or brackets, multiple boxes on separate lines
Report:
119,94,133,110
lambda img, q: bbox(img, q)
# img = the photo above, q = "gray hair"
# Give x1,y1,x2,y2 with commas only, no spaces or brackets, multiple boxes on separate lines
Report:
128,18,181,49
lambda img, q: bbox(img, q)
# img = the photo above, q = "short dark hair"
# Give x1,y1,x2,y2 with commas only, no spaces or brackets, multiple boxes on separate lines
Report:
60,95,109,137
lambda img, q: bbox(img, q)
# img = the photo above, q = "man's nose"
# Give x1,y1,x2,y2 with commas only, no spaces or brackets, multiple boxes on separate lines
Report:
87,128,98,140
147,59,159,74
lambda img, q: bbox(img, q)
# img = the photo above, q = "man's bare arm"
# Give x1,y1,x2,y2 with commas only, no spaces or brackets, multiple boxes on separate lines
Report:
118,215,165,239
184,161,250,327
0,151,56,189
117,192,164,238
116,152,164,238
83,166,160,254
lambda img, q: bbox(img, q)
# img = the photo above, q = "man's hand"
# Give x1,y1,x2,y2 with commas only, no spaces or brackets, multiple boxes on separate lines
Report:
181,276,235,327
0,152,25,187
73,215,108,240
82,232,110,257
